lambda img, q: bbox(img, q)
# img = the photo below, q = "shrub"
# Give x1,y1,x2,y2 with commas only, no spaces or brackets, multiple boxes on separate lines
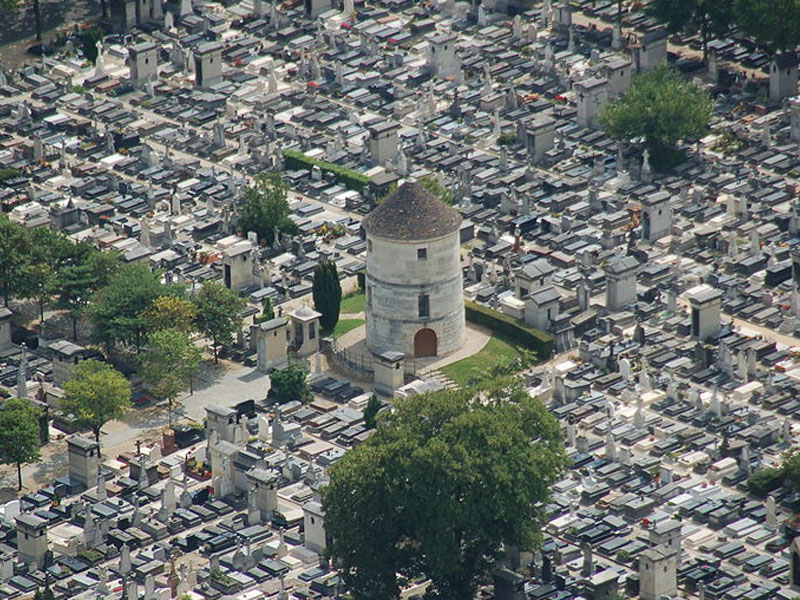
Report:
283,149,368,192
747,467,785,499
464,300,553,359
0,168,20,182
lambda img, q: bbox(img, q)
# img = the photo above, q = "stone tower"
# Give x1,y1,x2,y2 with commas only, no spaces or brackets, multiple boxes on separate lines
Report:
639,547,677,600
363,181,465,358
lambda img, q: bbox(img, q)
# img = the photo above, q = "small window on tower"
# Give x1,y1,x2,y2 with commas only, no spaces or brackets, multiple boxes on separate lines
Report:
417,248,427,261
418,294,429,318
368,239,373,252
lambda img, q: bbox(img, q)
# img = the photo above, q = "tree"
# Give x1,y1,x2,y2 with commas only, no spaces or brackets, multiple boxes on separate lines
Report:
599,65,712,170
647,0,734,61
734,0,800,54
20,227,77,322
194,281,245,363
254,297,275,324
782,449,800,490
139,329,202,425
262,297,275,321
748,466,785,498
82,28,104,63
363,393,382,430
0,398,41,490
418,174,454,205
322,381,569,600
55,247,121,340
0,215,32,306
141,295,197,335
312,260,342,332
269,362,312,404
89,263,168,351
238,172,298,245
62,359,132,447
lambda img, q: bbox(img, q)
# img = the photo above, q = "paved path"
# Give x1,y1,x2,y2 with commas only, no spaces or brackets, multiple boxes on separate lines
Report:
0,359,271,500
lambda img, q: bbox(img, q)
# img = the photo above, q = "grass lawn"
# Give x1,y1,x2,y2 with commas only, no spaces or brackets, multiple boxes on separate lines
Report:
340,292,365,314
330,318,365,338
440,334,521,386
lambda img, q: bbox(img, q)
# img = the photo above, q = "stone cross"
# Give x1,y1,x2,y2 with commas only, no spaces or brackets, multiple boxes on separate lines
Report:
95,41,106,77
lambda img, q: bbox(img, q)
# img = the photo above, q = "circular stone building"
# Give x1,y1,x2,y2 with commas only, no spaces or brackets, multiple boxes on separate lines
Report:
362,181,465,358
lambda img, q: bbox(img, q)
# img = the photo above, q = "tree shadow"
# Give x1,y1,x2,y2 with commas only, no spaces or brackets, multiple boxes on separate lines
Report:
189,360,228,392
30,450,69,487
238,369,268,383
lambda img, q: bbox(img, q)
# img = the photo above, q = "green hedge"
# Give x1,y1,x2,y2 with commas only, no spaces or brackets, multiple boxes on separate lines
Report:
747,467,785,499
464,300,553,359
0,168,20,182
283,149,369,192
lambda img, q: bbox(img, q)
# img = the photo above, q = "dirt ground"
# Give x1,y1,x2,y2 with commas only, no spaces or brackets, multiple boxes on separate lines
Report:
0,0,100,69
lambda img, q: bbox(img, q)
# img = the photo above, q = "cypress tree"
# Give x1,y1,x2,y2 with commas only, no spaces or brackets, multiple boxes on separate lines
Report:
312,260,342,332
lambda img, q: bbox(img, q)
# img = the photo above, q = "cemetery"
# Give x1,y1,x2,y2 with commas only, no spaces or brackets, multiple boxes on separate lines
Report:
3,0,800,598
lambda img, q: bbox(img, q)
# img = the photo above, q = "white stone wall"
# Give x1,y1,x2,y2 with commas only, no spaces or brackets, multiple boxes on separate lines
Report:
365,231,465,357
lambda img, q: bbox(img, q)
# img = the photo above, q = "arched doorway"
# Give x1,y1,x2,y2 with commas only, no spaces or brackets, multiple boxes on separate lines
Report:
414,329,437,358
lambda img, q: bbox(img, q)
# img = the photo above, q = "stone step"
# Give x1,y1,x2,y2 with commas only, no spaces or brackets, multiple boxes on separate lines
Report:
421,368,459,390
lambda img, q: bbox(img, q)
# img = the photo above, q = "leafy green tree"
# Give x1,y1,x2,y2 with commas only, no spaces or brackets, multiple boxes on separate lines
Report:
747,466,785,498
312,260,342,332
363,393,382,430
269,362,311,404
734,0,800,53
62,359,132,447
193,281,245,363
56,248,121,340
0,215,32,306
89,263,167,351
19,227,79,322
140,295,197,335
82,28,104,63
599,65,711,170
24,263,54,323
0,398,41,490
139,328,202,425
418,174,455,205
648,0,734,60
262,297,275,320
322,381,569,600
254,297,275,324
238,173,298,245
